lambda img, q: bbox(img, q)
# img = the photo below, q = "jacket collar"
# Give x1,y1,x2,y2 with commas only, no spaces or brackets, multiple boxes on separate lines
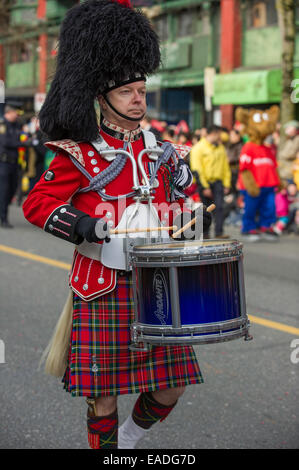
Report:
100,118,142,142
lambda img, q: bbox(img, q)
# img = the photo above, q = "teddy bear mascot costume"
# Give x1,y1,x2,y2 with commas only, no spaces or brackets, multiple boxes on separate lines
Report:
23,0,212,450
235,106,280,242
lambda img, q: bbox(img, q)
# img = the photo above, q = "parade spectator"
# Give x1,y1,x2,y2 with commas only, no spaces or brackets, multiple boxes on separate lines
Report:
278,120,299,184
15,123,31,205
222,129,244,226
191,132,200,146
161,126,175,142
264,122,280,154
190,124,231,238
174,119,189,137
286,185,299,235
227,129,243,195
28,119,48,190
0,102,28,228
197,127,207,140
293,150,299,191
140,115,162,140
219,127,229,147
176,131,192,147
272,183,297,235
234,120,249,143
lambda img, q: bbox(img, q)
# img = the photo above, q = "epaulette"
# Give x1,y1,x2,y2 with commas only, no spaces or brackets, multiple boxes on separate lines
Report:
172,143,191,160
44,139,85,167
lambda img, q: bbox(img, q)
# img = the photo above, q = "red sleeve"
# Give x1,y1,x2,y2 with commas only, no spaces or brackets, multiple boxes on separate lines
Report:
23,152,83,229
239,143,253,172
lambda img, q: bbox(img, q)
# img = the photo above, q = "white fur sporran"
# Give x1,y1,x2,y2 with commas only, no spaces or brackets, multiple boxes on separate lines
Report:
39,290,73,377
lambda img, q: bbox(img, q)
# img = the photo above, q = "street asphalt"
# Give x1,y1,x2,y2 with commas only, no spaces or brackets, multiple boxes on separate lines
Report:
0,204,298,450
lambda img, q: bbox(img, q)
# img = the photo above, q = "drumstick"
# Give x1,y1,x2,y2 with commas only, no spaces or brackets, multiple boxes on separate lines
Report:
110,225,178,235
171,203,216,239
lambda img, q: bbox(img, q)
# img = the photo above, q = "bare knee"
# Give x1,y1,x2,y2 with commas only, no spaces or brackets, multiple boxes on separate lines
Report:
94,396,117,416
152,386,186,406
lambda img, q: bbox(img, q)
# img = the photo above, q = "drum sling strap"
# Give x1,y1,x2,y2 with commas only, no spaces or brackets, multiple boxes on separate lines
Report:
68,132,188,201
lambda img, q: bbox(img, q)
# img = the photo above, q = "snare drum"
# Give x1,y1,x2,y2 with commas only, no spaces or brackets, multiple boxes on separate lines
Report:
130,239,251,348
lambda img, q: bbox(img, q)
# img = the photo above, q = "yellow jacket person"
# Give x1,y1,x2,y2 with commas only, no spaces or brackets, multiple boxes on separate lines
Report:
190,135,231,190
189,125,231,238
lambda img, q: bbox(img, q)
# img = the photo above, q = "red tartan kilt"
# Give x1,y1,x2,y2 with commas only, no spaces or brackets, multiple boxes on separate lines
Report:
62,274,203,397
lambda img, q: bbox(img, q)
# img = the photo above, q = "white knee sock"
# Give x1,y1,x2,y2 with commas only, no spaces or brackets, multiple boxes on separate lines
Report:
118,414,149,449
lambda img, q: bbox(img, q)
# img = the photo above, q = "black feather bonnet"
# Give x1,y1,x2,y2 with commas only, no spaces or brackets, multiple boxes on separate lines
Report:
39,0,161,142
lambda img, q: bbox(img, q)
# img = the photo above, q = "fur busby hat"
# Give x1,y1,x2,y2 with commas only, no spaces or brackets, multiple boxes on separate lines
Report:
39,0,160,142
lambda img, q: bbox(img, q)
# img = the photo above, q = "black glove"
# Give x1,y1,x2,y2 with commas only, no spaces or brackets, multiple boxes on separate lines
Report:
173,205,212,240
75,216,110,243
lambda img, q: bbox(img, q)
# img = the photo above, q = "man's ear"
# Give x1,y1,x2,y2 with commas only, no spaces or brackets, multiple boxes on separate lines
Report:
97,95,106,110
235,107,250,126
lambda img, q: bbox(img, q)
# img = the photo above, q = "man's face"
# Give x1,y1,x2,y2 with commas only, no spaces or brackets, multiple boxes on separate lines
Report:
5,109,19,122
99,81,147,128
229,129,240,144
285,126,298,138
208,131,220,144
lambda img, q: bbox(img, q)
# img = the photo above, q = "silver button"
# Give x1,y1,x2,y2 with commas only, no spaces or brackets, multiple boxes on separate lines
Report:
74,276,79,282
53,215,59,222
93,167,100,174
107,220,114,227
106,211,112,219
91,364,98,373
163,213,169,219
153,178,159,188
98,277,105,284
48,224,54,231
60,208,66,213
88,151,94,157
83,283,88,291
101,189,106,193
91,159,98,165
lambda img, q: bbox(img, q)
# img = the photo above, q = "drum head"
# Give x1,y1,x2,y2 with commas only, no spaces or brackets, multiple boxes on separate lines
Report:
132,239,243,262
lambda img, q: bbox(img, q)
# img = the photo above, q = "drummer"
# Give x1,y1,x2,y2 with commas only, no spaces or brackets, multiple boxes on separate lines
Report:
23,0,212,450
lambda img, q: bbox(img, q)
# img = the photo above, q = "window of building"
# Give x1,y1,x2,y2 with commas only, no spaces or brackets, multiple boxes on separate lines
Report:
265,0,278,25
12,0,36,4
8,42,33,64
195,6,211,35
252,2,267,27
152,14,168,42
177,8,196,38
247,0,278,28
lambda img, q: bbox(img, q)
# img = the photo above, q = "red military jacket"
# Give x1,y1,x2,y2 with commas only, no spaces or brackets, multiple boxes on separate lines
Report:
23,120,191,301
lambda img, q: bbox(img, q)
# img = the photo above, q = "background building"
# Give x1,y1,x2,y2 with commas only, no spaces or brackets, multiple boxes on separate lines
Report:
0,0,298,129
0,0,78,118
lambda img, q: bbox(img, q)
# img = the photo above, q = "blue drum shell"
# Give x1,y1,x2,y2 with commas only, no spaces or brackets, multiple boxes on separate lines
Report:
132,240,244,330
135,261,241,326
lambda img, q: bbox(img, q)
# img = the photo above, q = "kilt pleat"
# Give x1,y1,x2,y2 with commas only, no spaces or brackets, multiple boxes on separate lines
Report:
62,274,203,397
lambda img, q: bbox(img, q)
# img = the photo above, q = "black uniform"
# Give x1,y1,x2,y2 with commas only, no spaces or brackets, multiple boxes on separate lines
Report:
0,117,22,226
30,129,47,191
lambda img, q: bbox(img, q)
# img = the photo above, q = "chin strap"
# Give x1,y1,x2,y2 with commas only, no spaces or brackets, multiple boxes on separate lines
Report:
103,94,145,122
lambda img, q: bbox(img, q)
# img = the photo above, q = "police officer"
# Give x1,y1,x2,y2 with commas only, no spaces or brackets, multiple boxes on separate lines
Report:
0,101,24,228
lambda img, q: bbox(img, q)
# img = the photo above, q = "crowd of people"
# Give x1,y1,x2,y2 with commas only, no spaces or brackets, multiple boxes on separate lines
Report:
140,117,299,241
0,102,51,227
1,102,299,240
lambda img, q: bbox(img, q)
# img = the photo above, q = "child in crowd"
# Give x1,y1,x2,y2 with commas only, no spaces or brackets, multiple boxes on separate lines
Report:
273,183,297,235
